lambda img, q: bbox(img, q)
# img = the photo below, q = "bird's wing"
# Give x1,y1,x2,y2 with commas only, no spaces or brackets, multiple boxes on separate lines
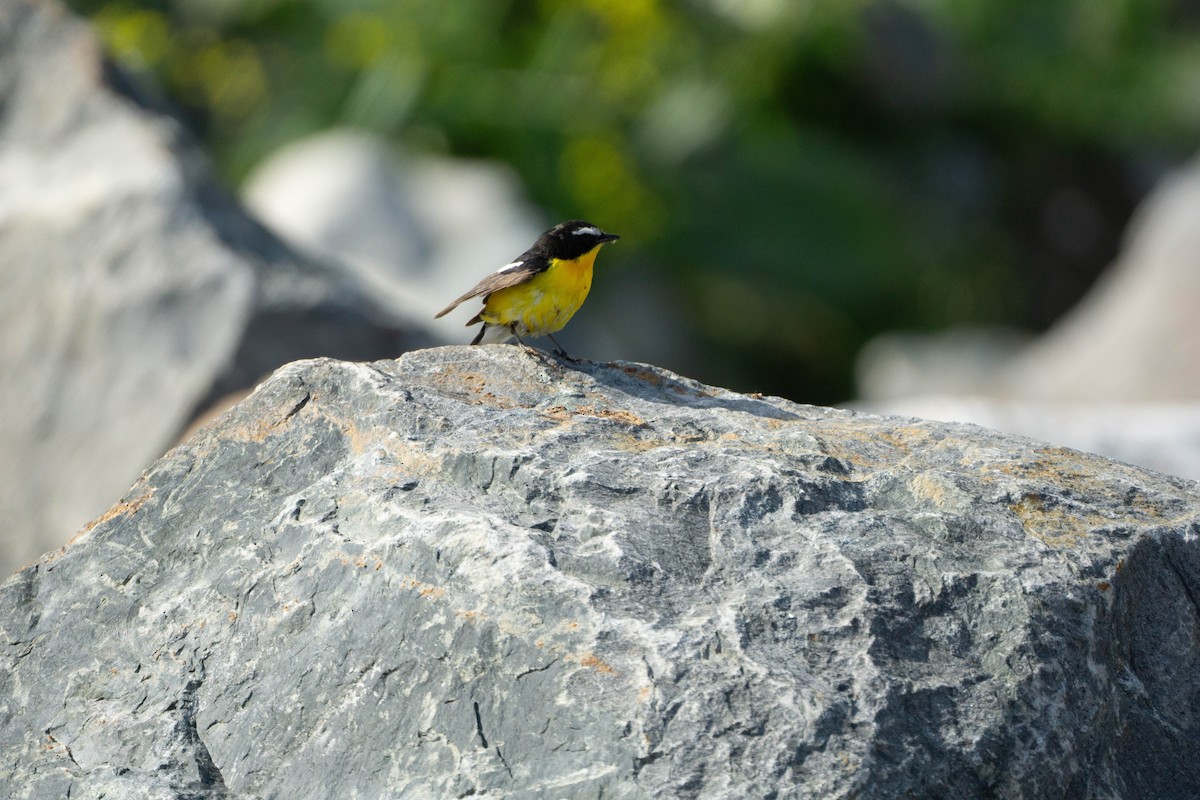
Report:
434,256,549,318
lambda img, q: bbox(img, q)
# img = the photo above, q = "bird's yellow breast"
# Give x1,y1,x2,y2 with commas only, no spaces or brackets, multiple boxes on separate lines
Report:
479,245,602,336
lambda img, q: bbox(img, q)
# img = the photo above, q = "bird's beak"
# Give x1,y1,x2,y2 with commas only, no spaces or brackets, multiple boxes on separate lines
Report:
600,232,621,243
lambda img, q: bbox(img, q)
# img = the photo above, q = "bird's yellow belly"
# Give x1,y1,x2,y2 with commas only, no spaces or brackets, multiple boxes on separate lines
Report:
480,255,594,337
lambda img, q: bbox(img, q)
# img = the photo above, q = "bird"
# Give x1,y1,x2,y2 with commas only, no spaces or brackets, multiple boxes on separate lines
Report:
434,220,620,357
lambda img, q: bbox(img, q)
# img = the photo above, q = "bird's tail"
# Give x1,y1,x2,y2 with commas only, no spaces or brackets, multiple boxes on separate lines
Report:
471,323,514,345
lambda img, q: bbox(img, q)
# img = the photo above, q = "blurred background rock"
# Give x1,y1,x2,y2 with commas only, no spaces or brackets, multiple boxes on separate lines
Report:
3,0,1200,574
0,0,430,577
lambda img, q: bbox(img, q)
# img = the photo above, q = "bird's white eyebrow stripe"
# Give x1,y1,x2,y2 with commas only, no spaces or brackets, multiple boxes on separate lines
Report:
495,260,524,273
572,226,601,236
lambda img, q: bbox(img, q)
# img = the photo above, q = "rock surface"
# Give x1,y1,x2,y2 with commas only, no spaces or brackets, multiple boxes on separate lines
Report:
2,346,1198,799
0,0,429,575
855,395,1200,483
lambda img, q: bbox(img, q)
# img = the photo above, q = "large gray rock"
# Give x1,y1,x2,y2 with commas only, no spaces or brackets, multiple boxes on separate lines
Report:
0,0,429,576
2,347,1197,799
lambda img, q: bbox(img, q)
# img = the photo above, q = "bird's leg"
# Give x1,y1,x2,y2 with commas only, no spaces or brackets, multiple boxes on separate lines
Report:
546,333,575,361
511,329,539,356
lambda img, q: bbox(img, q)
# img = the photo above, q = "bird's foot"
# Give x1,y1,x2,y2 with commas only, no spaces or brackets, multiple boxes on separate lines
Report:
546,334,577,361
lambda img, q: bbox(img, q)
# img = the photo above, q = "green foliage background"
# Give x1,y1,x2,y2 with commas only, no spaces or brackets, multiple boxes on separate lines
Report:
71,0,1200,402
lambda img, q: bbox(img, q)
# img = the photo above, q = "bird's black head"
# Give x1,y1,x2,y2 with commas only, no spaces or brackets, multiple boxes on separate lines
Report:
538,220,620,261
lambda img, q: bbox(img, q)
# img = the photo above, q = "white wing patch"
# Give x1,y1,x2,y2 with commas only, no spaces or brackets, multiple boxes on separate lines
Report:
572,226,601,237
495,260,524,273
